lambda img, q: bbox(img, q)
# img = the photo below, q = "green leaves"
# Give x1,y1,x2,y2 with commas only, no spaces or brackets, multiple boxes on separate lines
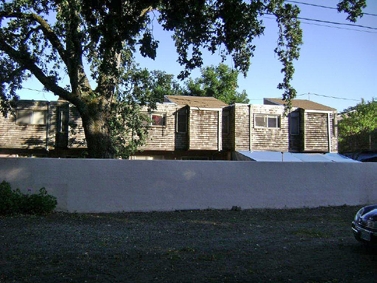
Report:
273,1,302,104
338,99,377,153
0,0,368,158
337,0,367,22
184,63,249,104
139,32,159,60
0,180,57,215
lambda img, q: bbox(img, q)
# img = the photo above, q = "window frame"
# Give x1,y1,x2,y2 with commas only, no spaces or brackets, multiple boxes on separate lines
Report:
254,114,280,129
143,112,167,127
289,112,300,135
16,109,47,125
57,108,69,133
151,113,165,126
176,108,188,133
222,111,230,134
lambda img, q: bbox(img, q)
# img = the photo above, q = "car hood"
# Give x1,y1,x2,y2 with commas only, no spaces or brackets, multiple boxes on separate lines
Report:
360,205,377,221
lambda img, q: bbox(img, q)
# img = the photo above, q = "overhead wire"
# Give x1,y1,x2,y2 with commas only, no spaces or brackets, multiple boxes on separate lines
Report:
298,21,377,33
282,0,377,33
263,14,377,33
297,17,377,31
285,0,377,17
297,93,361,102
17,1,376,102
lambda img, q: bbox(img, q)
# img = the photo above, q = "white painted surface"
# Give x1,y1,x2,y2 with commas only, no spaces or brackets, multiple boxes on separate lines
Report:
0,158,376,212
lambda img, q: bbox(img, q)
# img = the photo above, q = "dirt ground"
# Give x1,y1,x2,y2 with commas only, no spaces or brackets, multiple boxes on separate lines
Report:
1,205,376,283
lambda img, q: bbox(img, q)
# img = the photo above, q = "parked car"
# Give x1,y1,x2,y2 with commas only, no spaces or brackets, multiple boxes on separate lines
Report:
352,204,377,244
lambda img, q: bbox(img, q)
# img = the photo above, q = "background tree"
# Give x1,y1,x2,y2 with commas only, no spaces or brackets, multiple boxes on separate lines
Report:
148,70,184,98
338,99,377,154
184,64,249,104
0,0,366,158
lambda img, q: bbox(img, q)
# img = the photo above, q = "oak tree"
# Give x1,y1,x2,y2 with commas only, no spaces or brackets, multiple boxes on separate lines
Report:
0,0,365,158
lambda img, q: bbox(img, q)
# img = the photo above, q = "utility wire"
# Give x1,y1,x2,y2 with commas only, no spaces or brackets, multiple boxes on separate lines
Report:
298,17,377,30
285,0,377,17
21,87,46,93
299,20,377,33
297,92,360,102
263,15,377,33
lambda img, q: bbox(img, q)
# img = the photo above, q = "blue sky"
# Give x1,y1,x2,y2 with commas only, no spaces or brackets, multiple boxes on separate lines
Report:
17,0,377,112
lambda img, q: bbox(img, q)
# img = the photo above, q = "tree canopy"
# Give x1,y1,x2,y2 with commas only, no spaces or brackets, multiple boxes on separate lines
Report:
0,0,366,158
184,64,249,104
338,99,377,154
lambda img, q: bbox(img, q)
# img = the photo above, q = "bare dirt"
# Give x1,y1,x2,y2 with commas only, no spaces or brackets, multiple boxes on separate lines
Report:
1,205,376,282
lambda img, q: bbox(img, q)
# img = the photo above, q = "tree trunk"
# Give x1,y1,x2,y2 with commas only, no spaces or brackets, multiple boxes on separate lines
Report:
80,107,116,159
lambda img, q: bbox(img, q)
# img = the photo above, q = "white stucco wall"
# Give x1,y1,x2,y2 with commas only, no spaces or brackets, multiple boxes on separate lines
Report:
0,158,376,213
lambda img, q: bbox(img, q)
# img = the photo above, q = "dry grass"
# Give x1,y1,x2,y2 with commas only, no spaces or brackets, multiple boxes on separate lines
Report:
1,205,376,282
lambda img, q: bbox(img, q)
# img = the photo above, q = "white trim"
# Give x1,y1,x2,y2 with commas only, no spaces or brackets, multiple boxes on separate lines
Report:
327,112,332,152
249,105,252,151
254,113,281,128
191,107,225,111
304,109,335,114
217,111,222,151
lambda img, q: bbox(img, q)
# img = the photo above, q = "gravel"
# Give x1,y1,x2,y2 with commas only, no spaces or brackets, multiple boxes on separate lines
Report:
1,205,376,282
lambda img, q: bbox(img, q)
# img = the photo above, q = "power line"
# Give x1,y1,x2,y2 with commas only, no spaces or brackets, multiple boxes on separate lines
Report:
297,92,360,102
263,15,377,33
299,20,377,34
298,17,377,31
21,87,51,93
285,0,377,17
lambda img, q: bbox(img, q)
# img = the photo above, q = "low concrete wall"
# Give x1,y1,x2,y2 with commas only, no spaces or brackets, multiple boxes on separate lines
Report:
0,158,376,213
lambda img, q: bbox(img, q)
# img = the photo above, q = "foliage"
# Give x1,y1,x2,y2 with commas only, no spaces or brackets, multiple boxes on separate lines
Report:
148,70,184,98
183,64,249,104
0,0,365,158
337,0,366,22
0,180,57,215
338,99,377,153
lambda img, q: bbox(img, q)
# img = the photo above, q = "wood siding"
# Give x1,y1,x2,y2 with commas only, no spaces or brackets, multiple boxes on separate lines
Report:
304,112,330,152
0,101,56,152
67,106,86,149
189,109,221,150
0,98,338,158
138,104,177,151
250,105,289,152
233,104,250,151
232,104,290,152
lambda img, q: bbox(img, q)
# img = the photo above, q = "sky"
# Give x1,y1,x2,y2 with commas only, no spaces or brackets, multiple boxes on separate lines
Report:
17,0,377,113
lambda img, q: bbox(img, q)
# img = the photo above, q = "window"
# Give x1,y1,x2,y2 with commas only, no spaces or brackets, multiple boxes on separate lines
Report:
143,112,166,127
332,116,336,136
254,114,280,128
222,112,230,134
57,109,68,133
151,114,165,126
290,112,299,135
16,110,46,125
177,109,187,133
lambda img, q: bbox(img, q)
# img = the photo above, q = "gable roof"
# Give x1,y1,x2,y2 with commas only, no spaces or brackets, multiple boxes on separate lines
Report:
264,98,336,112
164,95,228,108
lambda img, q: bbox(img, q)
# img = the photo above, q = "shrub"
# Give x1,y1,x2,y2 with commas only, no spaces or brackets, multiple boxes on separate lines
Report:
0,181,57,215
0,181,21,215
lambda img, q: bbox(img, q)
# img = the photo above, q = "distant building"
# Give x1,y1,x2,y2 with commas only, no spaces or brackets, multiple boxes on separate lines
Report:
0,96,338,159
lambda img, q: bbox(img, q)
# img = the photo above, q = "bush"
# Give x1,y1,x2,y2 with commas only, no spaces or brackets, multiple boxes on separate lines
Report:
0,181,57,215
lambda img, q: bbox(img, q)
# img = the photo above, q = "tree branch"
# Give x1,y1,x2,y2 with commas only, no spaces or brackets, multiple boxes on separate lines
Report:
0,11,69,65
0,36,71,100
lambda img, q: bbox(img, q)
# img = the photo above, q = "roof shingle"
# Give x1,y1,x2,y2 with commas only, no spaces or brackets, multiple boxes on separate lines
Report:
264,98,336,111
165,95,228,108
